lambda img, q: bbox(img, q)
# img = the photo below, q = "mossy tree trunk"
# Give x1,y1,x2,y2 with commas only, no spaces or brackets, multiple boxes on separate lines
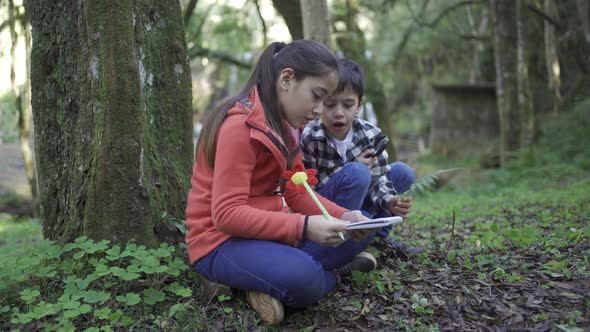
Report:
27,0,193,246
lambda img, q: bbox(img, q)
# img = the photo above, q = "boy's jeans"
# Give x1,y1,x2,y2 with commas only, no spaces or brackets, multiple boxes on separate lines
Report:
316,161,416,239
194,233,375,308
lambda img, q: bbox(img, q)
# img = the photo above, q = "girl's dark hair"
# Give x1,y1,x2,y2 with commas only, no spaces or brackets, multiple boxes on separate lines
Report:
334,58,364,103
197,40,338,168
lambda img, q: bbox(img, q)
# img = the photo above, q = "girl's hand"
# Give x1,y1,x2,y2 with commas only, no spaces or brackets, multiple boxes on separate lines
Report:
341,210,373,240
387,196,413,219
358,149,377,168
306,215,348,246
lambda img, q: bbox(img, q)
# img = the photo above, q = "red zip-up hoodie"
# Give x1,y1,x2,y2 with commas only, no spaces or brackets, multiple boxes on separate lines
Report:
185,88,348,264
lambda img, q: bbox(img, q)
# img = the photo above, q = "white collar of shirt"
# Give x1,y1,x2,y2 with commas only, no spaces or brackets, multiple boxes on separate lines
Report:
327,128,354,163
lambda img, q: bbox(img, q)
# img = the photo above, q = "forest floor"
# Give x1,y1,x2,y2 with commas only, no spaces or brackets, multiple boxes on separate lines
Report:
1,108,589,331
193,160,590,332
2,152,588,331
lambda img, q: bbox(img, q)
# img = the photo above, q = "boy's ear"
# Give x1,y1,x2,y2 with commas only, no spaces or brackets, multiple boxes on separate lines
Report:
278,68,295,91
355,97,365,115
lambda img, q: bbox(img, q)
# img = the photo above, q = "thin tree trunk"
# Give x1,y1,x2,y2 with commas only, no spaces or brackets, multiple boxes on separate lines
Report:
491,0,520,167
9,1,39,216
577,0,590,48
335,0,397,160
20,4,39,216
184,0,199,26
253,0,268,46
467,6,489,83
27,0,193,245
517,0,534,149
272,0,303,40
300,0,332,48
544,0,561,112
9,0,17,95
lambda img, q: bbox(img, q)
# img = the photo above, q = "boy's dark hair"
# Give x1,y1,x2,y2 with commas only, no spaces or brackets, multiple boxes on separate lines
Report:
334,58,364,103
197,40,338,168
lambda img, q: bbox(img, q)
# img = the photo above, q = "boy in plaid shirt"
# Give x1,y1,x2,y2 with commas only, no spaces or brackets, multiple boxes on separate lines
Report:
301,59,421,253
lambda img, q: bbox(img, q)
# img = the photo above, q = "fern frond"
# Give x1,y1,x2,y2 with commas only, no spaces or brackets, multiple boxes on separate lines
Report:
400,168,463,197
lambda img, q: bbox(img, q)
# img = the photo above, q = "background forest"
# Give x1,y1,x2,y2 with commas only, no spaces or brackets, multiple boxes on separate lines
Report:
0,0,588,331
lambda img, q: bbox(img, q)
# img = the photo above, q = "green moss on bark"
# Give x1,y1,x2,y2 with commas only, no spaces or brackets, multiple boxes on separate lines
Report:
28,0,193,246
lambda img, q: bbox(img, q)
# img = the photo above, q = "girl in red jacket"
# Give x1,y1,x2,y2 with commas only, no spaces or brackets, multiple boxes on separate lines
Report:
185,40,377,325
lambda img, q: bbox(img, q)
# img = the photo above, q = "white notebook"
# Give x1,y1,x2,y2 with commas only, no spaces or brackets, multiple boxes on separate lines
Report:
345,216,403,230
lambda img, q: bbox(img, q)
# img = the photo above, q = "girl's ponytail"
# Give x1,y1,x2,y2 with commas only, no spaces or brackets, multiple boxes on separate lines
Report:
256,42,289,146
197,42,281,168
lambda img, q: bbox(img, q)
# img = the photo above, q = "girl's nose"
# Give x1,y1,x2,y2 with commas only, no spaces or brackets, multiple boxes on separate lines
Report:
312,108,321,118
312,104,323,117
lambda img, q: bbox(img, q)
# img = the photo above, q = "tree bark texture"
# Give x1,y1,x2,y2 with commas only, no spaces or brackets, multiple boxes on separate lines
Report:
300,0,332,48
517,0,534,148
491,0,520,167
27,0,193,245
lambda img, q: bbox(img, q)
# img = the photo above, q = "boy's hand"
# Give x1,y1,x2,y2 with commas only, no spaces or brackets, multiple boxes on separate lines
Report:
387,196,412,219
358,149,377,168
341,210,373,240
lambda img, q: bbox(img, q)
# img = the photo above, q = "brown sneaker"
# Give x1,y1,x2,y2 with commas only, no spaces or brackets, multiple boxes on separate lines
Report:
246,291,284,325
335,251,377,275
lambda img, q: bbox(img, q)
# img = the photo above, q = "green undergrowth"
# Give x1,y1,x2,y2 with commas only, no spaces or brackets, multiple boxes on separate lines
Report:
1,235,182,331
0,212,264,331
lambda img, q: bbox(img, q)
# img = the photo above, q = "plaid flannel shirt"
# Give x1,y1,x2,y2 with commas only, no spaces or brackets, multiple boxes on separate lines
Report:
301,118,397,212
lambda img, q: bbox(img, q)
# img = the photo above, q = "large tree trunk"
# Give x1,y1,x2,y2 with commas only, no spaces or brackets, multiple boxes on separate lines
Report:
300,0,332,48
517,0,534,148
491,0,520,167
27,0,193,246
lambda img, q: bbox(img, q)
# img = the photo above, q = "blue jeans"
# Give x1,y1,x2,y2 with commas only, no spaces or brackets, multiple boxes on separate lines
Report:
317,161,416,239
194,233,375,308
